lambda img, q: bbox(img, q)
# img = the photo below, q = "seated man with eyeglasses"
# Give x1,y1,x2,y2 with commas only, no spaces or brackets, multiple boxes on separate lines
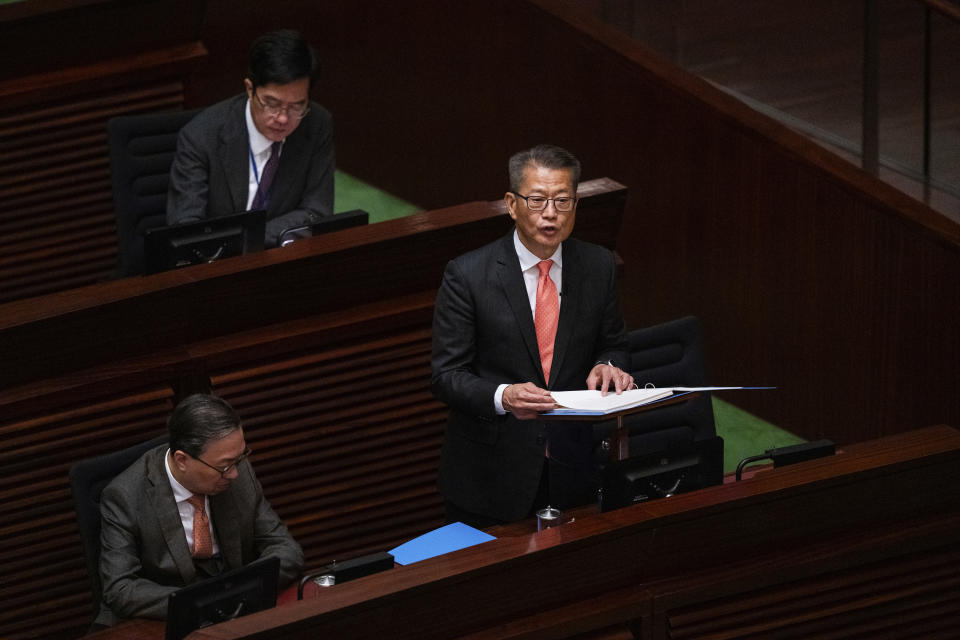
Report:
167,29,334,248
95,394,303,627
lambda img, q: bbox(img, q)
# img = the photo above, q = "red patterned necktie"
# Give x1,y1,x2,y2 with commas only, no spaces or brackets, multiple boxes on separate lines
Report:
186,494,213,559
534,260,559,385
251,141,281,210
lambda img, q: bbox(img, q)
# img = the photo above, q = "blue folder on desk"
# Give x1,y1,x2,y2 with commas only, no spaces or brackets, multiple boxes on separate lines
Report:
388,522,496,566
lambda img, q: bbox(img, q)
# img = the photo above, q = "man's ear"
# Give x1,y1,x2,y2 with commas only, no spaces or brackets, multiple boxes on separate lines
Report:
504,191,519,222
243,78,254,96
171,450,190,471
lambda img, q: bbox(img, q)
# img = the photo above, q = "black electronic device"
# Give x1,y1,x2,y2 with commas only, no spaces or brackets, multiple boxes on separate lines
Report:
735,439,836,480
599,436,724,512
297,551,395,598
144,209,266,275
278,208,369,246
769,440,836,467
165,556,279,640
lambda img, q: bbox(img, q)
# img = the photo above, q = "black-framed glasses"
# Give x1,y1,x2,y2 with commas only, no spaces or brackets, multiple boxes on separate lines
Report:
253,91,310,120
512,192,577,212
193,447,252,477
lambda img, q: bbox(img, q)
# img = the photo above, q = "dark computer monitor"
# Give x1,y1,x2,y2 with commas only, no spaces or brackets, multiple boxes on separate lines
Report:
165,556,279,640
144,209,266,275
599,435,724,512
277,209,369,246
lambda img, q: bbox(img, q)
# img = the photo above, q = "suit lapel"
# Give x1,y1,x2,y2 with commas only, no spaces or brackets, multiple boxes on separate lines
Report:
210,483,244,570
219,97,252,213
495,234,546,386
146,450,196,585
550,240,581,386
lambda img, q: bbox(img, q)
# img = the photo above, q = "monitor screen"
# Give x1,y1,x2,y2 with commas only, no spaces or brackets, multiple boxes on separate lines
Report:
144,209,266,275
599,435,724,512
165,556,280,640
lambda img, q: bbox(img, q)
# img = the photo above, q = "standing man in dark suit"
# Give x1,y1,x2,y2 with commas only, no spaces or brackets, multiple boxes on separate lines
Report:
96,394,303,627
167,29,334,248
431,144,634,528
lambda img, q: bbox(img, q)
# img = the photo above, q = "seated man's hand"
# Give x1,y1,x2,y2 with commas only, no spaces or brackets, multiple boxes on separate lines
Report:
586,363,634,396
502,383,557,420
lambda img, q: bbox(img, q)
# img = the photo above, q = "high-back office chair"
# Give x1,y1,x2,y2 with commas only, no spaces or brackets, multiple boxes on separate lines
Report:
68,434,168,618
107,109,200,277
593,315,721,472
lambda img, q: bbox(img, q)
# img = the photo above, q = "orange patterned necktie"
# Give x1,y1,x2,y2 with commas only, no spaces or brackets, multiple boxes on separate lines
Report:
186,494,213,559
534,260,559,385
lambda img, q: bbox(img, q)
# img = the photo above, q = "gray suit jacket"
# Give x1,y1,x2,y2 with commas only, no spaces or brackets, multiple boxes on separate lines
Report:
96,445,303,626
431,233,628,522
166,93,335,247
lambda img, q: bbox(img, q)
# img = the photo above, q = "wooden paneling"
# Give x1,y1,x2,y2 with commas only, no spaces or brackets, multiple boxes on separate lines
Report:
0,184,624,640
0,178,624,390
0,383,175,640
0,43,206,304
661,547,960,639
3,0,955,442
295,0,960,444
99,425,954,640
206,308,448,568
2,2,959,637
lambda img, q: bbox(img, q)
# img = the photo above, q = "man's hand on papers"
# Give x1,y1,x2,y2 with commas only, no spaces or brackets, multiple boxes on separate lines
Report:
503,383,557,420
586,363,634,396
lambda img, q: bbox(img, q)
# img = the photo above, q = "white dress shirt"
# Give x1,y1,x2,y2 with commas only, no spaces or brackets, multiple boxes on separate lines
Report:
244,99,284,210
494,230,563,414
164,449,220,556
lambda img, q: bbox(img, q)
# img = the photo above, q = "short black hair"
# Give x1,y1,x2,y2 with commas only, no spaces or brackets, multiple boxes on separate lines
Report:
508,144,581,193
168,394,241,458
247,29,319,89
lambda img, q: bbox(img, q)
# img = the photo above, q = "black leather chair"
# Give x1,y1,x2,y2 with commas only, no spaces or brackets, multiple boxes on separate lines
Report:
107,109,200,277
68,434,168,618
593,315,721,477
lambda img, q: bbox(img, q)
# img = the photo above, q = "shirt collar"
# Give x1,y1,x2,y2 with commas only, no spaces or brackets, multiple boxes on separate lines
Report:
164,448,194,503
245,98,276,156
513,229,562,272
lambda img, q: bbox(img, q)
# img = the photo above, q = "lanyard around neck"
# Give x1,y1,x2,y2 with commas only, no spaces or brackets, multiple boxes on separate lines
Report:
249,146,261,184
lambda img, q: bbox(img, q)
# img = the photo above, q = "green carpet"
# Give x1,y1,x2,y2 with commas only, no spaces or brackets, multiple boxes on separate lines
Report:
713,396,805,473
334,171,422,223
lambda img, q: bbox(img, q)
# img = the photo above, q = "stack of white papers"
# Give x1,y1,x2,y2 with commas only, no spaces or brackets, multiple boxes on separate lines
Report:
549,387,674,414
546,386,774,416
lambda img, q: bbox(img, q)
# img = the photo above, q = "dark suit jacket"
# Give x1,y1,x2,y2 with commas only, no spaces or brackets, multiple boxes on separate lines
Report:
166,93,335,247
431,232,628,522
96,445,303,626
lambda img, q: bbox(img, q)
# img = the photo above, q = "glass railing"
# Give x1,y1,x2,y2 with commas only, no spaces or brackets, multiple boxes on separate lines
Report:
588,0,959,221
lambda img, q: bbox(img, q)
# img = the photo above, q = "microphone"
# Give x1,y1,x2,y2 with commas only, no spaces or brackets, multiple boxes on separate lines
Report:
278,213,321,247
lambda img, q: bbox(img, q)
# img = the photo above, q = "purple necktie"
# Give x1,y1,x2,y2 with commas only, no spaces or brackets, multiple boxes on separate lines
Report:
251,141,281,210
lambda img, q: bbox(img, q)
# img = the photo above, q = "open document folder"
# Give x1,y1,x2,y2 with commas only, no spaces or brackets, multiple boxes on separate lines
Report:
545,386,775,416
547,387,675,415
389,522,496,566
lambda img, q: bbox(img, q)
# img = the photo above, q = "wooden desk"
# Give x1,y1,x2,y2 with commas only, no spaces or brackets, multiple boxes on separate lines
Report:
0,180,625,640
89,425,960,639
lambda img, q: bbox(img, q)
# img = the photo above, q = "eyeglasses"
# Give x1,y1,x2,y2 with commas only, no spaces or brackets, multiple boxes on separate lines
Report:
253,91,310,120
512,192,577,212
192,447,252,477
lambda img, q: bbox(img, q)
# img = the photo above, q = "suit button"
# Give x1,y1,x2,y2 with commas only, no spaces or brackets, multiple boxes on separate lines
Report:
536,435,546,446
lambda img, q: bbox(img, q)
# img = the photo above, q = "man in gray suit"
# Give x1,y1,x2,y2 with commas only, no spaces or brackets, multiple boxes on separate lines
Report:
431,145,634,528
167,29,334,248
96,394,303,626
